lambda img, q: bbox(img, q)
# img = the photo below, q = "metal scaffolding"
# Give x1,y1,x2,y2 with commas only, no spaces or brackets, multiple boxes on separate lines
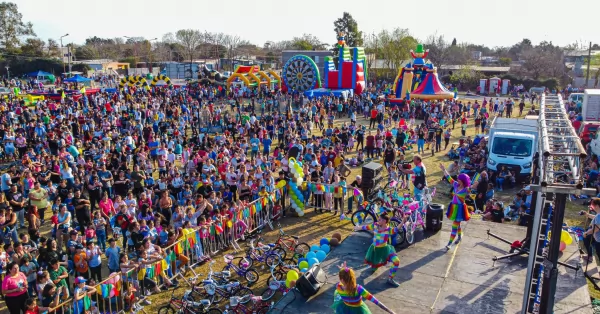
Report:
522,94,596,313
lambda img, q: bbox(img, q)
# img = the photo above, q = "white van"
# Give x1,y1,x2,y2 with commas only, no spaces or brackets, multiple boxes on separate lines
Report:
568,93,584,104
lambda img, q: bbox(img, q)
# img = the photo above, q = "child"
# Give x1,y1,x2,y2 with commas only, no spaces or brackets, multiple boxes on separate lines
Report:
332,262,395,314
20,256,37,297
324,179,334,213
122,281,140,312
25,298,40,314
105,238,121,274
92,211,107,252
85,224,96,244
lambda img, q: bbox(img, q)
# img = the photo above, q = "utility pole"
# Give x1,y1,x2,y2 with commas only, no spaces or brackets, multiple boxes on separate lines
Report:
5,66,9,80
68,44,72,77
60,34,69,76
586,41,592,87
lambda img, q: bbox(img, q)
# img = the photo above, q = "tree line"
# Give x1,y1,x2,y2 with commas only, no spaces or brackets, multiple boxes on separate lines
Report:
0,2,588,83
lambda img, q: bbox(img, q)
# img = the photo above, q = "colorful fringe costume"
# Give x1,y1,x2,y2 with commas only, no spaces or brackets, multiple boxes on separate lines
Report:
445,175,471,245
331,283,379,314
361,224,400,278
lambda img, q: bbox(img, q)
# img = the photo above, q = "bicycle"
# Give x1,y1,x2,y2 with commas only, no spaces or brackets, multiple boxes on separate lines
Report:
261,266,291,301
158,285,223,314
273,223,310,262
187,264,252,305
223,254,260,284
224,295,272,314
400,186,436,245
241,237,285,270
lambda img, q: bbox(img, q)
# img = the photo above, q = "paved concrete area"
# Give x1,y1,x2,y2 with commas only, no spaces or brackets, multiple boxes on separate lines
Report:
269,219,592,314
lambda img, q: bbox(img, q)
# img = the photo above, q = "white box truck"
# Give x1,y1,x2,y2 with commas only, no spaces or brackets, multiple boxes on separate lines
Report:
582,89,600,122
486,117,538,182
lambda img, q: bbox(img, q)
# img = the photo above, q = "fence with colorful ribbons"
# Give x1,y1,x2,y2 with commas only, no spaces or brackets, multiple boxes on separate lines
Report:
45,194,281,313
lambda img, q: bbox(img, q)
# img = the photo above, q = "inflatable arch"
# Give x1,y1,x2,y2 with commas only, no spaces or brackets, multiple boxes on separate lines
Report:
151,74,173,87
119,75,150,90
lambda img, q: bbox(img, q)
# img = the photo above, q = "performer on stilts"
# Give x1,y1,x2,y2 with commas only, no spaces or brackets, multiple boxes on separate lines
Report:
332,261,396,314
353,212,401,287
439,163,471,251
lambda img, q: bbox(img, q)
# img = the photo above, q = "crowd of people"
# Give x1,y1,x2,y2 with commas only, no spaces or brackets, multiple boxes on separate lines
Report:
0,72,594,314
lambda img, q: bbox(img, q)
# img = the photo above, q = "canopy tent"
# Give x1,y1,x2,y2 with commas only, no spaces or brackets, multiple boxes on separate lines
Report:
64,74,92,83
26,70,53,77
26,70,56,83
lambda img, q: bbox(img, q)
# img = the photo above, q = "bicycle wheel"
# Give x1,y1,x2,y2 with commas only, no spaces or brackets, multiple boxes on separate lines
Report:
267,271,284,287
405,220,415,245
271,246,287,260
351,210,376,227
158,306,176,314
244,269,259,283
234,287,253,304
390,219,406,245
210,289,225,304
261,287,277,301
239,255,254,270
206,308,223,314
265,253,281,267
293,242,310,257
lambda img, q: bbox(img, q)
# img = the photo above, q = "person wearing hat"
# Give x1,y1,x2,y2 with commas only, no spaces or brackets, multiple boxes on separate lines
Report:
73,276,96,314
440,163,472,251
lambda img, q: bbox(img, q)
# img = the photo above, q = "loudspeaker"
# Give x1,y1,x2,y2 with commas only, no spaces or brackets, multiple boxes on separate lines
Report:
426,203,444,232
362,162,383,180
295,264,324,298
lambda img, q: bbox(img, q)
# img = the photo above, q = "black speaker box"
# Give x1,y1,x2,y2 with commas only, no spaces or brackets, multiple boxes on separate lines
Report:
295,264,324,298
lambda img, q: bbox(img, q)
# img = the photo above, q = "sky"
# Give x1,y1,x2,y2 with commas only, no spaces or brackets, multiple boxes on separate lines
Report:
13,0,600,49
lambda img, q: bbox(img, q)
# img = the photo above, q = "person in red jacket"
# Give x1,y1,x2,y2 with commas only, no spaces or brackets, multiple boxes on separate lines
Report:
369,108,378,129
366,131,375,159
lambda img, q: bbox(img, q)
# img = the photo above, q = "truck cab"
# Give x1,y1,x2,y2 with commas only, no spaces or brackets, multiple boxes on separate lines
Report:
486,117,538,182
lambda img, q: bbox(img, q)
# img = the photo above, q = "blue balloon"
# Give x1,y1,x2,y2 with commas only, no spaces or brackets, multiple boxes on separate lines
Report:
320,244,330,253
310,244,321,252
297,257,307,263
319,238,329,246
316,250,327,262
305,251,317,260
301,268,308,273
308,257,319,267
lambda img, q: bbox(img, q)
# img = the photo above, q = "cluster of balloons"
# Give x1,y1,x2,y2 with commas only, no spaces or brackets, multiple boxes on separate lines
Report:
552,230,573,252
285,270,299,288
288,158,305,216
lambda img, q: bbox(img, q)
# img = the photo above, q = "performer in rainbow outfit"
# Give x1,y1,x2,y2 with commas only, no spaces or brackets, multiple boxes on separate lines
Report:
439,163,471,251
353,212,401,287
332,261,396,314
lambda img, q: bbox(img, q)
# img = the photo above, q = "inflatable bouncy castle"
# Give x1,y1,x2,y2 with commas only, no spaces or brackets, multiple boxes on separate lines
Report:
389,44,454,104
282,32,367,98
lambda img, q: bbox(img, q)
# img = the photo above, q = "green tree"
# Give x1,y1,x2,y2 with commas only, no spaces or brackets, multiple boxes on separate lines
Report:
20,38,45,56
451,38,457,46
498,57,512,66
333,12,363,47
175,29,202,63
0,2,35,51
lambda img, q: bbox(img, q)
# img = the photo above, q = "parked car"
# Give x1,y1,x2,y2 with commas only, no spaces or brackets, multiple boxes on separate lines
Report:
579,121,600,145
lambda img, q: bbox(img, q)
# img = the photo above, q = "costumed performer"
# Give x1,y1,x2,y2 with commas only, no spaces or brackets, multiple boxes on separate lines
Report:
332,261,396,314
439,163,471,251
353,212,401,287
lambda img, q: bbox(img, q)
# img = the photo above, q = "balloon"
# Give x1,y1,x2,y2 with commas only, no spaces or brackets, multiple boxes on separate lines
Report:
561,230,573,245
298,211,305,217
287,270,299,281
301,268,308,273
308,257,319,267
320,244,331,253
320,238,329,246
276,180,287,189
354,189,362,196
315,250,327,262
332,233,342,241
330,238,340,246
289,280,296,288
299,261,309,269
310,244,321,252
285,279,291,288
559,241,566,252
227,220,233,228
305,251,317,260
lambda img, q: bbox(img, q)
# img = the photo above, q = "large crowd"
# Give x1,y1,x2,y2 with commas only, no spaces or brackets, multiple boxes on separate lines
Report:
0,73,599,314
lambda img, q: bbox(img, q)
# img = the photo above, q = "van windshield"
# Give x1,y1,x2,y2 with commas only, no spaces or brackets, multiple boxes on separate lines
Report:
491,137,532,157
